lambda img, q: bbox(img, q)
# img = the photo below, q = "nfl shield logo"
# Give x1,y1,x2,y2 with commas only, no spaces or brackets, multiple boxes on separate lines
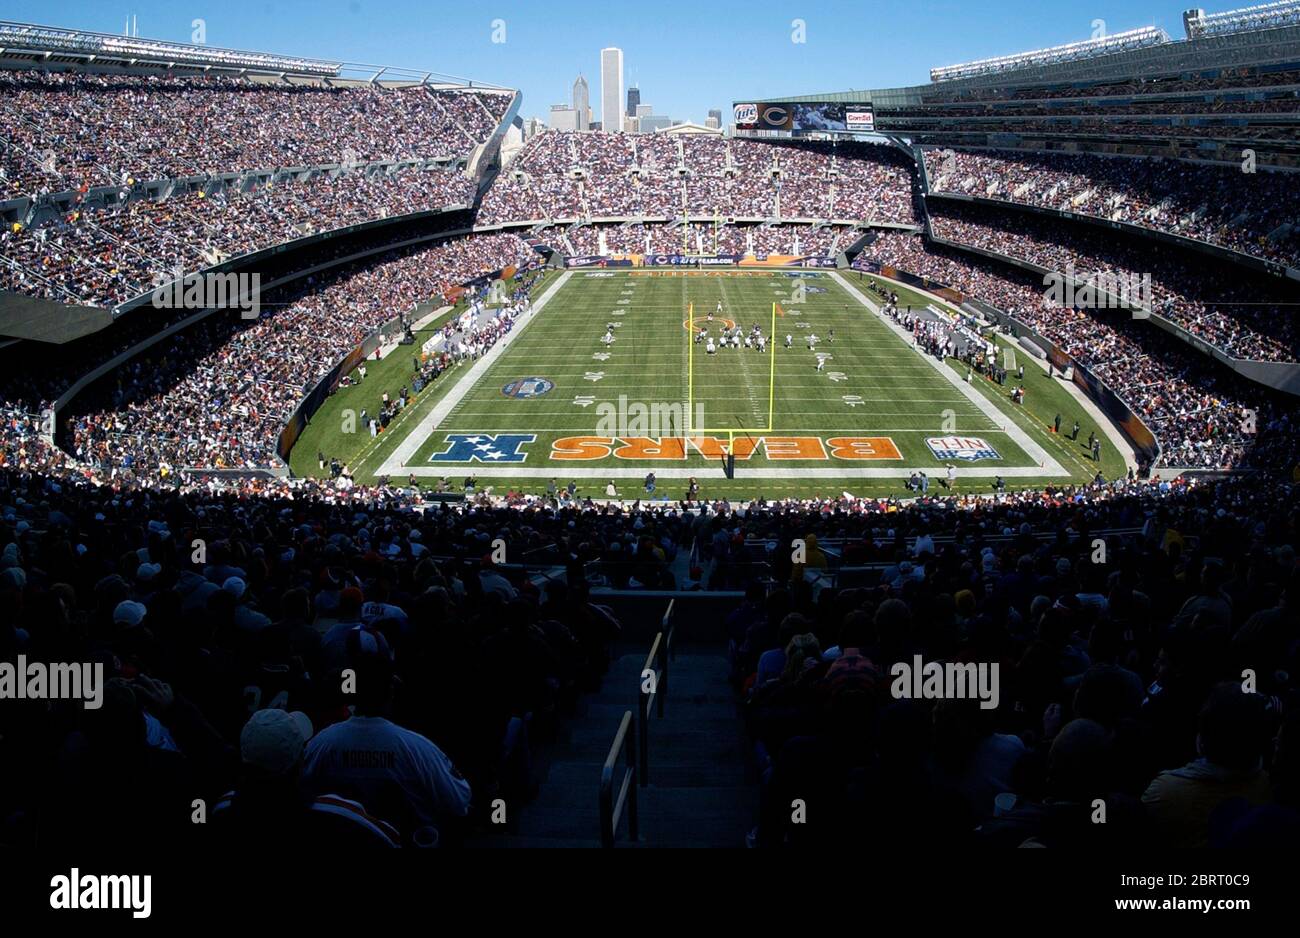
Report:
501,377,554,399
926,436,1000,461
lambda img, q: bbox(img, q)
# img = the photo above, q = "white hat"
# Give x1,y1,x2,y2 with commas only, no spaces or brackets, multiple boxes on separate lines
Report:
240,709,313,775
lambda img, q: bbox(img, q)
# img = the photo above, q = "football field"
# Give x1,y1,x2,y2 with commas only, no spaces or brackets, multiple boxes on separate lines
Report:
359,267,1093,498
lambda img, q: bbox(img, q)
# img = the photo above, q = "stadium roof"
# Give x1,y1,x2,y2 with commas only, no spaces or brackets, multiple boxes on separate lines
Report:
0,21,340,75
0,290,112,344
0,20,513,88
737,4,1300,109
930,27,1171,84
655,122,723,135
1185,1,1300,39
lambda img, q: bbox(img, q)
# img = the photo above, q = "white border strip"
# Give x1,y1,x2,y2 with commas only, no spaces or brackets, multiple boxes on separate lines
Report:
377,271,573,475
829,271,1068,477
399,465,1076,480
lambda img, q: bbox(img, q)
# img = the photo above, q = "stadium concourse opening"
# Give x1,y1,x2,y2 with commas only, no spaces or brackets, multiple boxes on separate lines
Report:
0,4,1297,916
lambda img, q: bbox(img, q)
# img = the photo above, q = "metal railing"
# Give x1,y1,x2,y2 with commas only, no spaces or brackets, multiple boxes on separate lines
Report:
702,559,775,592
599,710,638,848
636,600,677,786
599,598,678,843
662,598,677,663
582,558,680,590
638,630,665,786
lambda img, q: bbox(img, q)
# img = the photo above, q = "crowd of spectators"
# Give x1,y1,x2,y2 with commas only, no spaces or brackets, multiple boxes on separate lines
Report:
926,148,1300,271
60,232,536,477
0,70,509,198
899,116,1298,144
0,220,472,427
5,52,1300,858
926,201,1300,362
1,165,477,309
0,465,657,849
918,67,1300,105
898,99,1300,120
853,231,1296,472
889,70,1300,153
2,440,1299,848
566,222,854,257
0,405,68,476
478,132,917,225
725,472,1300,847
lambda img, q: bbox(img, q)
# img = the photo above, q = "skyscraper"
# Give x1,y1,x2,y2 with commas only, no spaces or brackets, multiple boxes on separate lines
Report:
549,104,579,132
627,85,640,118
572,74,590,131
601,47,623,134
638,114,671,134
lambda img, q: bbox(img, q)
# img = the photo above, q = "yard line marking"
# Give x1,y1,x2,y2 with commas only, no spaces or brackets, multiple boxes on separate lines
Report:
391,425,1005,434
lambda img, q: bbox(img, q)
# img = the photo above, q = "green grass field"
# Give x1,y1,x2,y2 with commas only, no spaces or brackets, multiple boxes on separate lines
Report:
290,267,1129,500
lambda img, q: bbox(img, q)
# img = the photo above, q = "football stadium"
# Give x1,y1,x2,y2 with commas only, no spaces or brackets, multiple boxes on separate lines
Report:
1,0,1299,905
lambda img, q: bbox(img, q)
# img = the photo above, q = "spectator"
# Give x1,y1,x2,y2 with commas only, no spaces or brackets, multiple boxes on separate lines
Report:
1142,684,1274,847
302,626,472,843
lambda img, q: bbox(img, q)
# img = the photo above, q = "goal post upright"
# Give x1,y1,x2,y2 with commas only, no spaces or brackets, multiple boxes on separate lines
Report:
768,300,777,430
687,301,694,429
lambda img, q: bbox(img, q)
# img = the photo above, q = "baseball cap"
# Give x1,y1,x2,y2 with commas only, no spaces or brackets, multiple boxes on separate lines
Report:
346,624,394,663
240,709,314,776
824,653,881,698
113,600,147,627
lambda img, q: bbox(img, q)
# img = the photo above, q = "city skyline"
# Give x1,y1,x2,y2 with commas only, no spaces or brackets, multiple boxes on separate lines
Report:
540,52,712,132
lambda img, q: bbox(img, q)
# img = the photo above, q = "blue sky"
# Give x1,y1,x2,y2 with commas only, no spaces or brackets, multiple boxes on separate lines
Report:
15,1,1205,123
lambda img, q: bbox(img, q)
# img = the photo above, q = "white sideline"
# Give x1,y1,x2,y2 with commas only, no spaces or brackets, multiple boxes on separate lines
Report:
829,271,1070,478
849,271,1137,474
398,465,1080,480
377,271,573,475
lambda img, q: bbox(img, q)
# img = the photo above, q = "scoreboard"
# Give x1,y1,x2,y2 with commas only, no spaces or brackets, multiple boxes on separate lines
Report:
732,101,874,134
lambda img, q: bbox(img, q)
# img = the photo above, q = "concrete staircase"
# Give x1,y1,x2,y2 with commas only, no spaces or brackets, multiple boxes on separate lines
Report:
470,645,755,848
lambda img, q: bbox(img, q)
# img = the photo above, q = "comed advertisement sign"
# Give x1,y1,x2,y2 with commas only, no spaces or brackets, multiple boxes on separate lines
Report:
846,107,875,131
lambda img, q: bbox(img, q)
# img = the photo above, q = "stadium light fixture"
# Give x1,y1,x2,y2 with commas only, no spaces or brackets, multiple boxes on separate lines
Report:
1183,1,1300,39
0,20,513,88
929,26,1171,83
0,20,341,76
